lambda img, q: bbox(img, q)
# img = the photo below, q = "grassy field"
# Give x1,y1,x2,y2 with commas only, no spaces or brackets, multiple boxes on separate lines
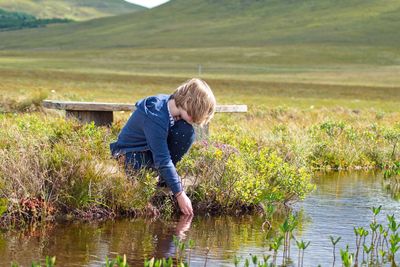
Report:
0,0,399,110
1,45,399,170
0,46,399,111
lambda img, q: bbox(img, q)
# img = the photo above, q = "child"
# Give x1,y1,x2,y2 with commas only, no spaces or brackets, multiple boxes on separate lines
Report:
110,78,216,215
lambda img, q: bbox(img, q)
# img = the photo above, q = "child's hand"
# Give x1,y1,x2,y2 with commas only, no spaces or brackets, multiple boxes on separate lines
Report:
176,191,193,215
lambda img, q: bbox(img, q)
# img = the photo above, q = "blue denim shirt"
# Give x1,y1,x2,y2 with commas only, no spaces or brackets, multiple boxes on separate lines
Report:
110,94,182,194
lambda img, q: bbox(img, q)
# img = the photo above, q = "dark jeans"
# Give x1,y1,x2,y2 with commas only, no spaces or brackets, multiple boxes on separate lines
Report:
125,120,195,184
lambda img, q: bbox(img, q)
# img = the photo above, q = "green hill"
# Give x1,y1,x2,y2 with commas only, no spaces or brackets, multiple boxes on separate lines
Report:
0,0,144,21
0,0,399,50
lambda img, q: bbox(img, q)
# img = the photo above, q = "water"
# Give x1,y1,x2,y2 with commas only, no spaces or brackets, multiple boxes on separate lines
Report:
1,171,399,266
293,171,400,266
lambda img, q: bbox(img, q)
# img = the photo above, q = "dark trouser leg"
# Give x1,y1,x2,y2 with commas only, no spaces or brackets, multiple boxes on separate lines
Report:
167,120,196,165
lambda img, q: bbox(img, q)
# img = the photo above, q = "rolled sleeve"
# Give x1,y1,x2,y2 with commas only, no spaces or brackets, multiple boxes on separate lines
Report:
143,121,182,194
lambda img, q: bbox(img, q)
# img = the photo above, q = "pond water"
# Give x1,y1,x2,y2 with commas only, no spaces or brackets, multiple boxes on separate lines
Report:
1,171,399,266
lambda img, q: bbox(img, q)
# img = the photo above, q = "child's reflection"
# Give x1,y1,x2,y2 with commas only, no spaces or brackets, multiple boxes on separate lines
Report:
175,214,193,239
153,214,193,259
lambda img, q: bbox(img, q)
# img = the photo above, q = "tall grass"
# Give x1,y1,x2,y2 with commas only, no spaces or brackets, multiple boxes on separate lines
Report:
213,106,400,170
0,112,158,226
0,108,315,225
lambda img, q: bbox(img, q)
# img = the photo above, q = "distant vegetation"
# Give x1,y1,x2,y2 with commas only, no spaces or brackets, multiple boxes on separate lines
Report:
0,9,71,31
0,0,143,21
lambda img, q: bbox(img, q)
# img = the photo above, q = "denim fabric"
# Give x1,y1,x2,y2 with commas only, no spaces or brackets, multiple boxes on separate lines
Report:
125,120,195,186
110,94,171,156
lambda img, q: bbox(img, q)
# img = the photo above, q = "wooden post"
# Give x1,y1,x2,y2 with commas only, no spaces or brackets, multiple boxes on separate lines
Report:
194,124,209,141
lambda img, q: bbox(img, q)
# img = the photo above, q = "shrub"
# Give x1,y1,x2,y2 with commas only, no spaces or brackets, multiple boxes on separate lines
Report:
178,134,315,213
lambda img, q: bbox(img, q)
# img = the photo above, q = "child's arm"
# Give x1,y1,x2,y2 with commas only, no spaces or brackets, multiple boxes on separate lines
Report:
143,120,193,215
143,121,181,193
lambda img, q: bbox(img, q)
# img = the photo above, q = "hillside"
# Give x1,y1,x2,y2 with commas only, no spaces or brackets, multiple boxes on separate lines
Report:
0,9,70,31
0,0,144,21
0,0,400,50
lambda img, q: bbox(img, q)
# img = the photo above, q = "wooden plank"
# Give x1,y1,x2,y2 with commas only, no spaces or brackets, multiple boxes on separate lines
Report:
43,100,247,113
43,100,134,112
215,105,247,112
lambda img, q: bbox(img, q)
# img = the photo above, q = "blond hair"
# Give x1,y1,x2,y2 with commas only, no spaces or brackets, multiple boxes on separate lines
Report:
172,78,216,126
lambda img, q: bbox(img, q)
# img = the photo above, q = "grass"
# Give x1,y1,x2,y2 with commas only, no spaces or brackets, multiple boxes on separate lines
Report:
0,42,399,224
0,1,399,265
0,107,317,225
0,0,399,110
0,46,400,111
0,44,399,223
0,94,399,225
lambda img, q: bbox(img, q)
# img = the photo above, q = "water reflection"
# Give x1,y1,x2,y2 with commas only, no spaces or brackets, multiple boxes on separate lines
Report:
1,171,400,266
383,177,400,201
1,215,269,266
153,215,193,260
293,170,400,266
